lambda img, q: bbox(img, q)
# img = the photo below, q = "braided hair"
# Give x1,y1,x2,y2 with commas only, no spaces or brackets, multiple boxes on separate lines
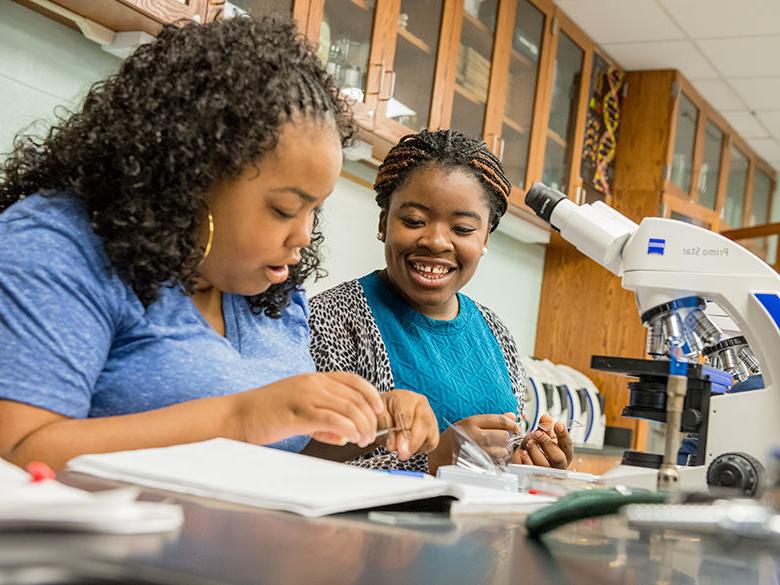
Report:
374,129,511,232
0,16,355,318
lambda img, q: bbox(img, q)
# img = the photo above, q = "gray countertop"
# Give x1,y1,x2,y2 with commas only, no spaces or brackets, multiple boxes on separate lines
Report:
1,473,777,585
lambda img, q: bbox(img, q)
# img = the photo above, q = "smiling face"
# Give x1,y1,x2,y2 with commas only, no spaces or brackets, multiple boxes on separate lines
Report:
380,164,491,320
197,118,343,296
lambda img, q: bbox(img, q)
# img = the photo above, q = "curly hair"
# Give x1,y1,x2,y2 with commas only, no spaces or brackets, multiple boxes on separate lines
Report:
373,129,511,232
0,16,356,317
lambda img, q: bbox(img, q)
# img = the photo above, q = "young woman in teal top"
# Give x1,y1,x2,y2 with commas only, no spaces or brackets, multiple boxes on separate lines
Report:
310,130,574,473
0,17,438,470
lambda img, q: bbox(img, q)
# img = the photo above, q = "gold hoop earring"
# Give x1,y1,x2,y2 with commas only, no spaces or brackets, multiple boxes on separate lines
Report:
202,212,214,261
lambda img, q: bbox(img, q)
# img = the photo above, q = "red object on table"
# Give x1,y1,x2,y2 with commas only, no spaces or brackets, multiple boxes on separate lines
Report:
26,461,56,483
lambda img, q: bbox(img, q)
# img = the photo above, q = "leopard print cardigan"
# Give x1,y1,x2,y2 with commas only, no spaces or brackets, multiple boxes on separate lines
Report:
309,279,526,473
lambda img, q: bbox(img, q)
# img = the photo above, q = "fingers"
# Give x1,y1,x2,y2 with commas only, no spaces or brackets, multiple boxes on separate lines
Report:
511,447,533,465
523,437,552,467
383,392,439,461
537,413,556,437
465,428,511,463
554,421,574,467
408,402,439,455
529,429,568,469
311,431,349,445
376,409,396,452
327,372,385,414
303,408,362,446
475,414,520,434
318,384,377,447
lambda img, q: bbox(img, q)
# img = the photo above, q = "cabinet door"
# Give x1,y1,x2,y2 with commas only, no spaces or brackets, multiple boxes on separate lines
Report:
316,0,389,131
745,167,774,257
749,168,773,226
722,144,749,228
448,0,500,141
662,193,718,230
540,29,584,193
372,0,446,139
579,52,623,203
669,91,699,196
697,120,724,210
498,0,547,189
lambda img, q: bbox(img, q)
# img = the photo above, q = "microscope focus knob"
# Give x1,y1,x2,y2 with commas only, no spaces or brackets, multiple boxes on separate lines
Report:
706,452,766,497
681,409,702,430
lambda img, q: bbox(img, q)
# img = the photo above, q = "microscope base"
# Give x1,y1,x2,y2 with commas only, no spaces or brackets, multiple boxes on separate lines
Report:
600,464,707,492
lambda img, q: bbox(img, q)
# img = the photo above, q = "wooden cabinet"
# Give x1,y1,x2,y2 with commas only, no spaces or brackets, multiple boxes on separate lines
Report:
19,0,627,230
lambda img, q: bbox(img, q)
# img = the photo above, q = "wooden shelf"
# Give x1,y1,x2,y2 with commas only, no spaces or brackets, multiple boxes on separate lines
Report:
454,82,486,105
510,48,534,69
348,0,370,11
547,128,567,148
398,27,431,54
460,10,494,59
462,10,490,35
503,115,527,135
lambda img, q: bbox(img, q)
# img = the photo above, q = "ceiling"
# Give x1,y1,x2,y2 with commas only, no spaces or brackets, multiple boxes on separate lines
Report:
555,0,780,173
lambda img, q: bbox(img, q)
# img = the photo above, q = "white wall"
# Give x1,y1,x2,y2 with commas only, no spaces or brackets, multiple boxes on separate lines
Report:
0,0,547,355
310,170,546,356
0,0,121,157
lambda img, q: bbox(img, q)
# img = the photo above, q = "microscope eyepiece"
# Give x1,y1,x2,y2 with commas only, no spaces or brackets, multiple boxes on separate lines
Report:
525,182,568,223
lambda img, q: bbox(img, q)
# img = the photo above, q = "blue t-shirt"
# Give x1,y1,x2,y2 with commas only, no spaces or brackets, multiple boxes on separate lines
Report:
359,271,517,432
0,194,314,452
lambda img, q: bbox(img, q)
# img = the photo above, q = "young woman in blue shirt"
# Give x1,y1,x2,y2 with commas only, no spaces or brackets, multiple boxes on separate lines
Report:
310,130,573,473
0,17,438,470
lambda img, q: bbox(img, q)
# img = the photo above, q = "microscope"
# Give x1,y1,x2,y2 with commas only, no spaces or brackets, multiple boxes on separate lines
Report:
526,183,780,493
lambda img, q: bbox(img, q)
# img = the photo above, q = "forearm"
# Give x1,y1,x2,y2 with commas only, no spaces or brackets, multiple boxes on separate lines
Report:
6,394,244,471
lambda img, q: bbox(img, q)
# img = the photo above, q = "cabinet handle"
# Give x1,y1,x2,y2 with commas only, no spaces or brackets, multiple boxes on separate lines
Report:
490,134,499,153
498,138,505,162
369,63,385,96
380,70,396,101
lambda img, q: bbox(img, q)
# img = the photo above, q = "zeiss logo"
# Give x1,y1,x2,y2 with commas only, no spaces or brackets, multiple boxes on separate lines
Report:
648,238,666,255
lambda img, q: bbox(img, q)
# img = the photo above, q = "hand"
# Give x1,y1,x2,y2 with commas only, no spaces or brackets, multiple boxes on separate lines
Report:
511,413,574,469
234,372,385,447
376,390,439,461
428,413,519,474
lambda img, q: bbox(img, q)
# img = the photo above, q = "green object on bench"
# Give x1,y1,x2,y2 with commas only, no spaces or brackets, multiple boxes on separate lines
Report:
525,488,668,538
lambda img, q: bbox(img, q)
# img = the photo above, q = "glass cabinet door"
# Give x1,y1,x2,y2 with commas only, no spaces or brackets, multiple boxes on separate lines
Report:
723,145,749,227
320,1,377,109
750,169,772,226
225,0,293,17
384,0,445,131
579,53,623,203
450,0,499,140
698,121,723,210
670,92,698,193
500,0,545,188
541,31,584,193
670,211,711,230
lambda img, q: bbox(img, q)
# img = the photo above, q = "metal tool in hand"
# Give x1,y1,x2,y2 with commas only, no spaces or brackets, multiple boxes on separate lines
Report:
374,413,411,439
509,420,584,450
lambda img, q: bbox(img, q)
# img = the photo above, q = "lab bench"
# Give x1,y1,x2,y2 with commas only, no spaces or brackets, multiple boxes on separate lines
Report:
1,473,777,585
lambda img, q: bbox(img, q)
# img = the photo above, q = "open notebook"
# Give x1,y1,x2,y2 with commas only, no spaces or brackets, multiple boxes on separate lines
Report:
67,438,553,517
